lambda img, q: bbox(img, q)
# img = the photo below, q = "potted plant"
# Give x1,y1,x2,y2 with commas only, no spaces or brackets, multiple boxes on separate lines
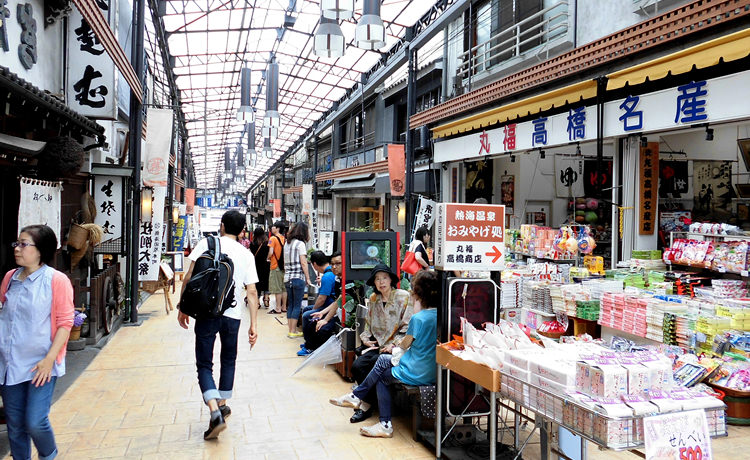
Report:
70,311,87,341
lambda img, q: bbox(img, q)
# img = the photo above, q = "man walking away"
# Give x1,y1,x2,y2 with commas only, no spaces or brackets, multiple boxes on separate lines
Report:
267,221,287,313
178,210,259,440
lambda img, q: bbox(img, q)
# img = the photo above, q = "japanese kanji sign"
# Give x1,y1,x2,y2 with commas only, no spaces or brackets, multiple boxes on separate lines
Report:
142,108,173,187
66,1,117,119
643,409,712,460
138,187,166,281
387,144,405,196
309,209,319,250
639,142,659,235
411,196,436,242
93,175,123,242
434,203,505,271
554,155,585,198
172,215,186,251
18,177,61,248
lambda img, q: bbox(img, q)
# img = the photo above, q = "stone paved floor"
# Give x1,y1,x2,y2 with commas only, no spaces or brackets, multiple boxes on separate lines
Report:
5,285,749,459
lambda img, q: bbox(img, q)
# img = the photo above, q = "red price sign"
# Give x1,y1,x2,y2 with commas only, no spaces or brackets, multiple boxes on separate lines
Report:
680,446,703,460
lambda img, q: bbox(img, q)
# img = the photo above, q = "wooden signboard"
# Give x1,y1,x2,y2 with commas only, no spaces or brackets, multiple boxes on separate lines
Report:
639,142,659,234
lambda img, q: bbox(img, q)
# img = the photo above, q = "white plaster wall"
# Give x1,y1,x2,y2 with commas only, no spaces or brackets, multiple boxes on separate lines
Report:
2,0,63,94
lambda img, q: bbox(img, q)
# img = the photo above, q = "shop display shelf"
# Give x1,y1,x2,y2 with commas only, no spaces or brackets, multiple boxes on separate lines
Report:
666,261,749,277
499,371,728,452
510,250,578,263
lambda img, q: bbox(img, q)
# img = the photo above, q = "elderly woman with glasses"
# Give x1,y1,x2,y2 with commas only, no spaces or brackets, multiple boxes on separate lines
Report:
0,225,74,460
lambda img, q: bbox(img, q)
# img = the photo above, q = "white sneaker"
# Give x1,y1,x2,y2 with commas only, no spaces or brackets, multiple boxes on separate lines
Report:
359,421,393,438
329,393,361,409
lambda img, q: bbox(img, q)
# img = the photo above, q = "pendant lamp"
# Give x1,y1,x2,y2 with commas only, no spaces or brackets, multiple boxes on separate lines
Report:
321,0,353,20
263,59,280,140
314,15,345,58
263,137,273,159
237,66,254,123
356,0,385,50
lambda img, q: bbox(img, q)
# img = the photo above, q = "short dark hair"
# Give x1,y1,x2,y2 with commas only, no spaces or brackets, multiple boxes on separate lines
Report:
414,226,430,243
411,270,440,309
21,224,57,265
287,222,309,242
221,211,245,236
273,220,286,232
310,250,329,266
330,251,341,260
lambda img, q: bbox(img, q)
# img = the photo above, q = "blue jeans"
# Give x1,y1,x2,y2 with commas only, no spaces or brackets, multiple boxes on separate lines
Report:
353,354,394,423
0,377,58,460
301,307,322,331
285,278,305,321
194,315,240,403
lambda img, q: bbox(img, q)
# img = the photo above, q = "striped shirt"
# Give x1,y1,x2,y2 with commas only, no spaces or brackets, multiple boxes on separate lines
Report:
283,239,307,282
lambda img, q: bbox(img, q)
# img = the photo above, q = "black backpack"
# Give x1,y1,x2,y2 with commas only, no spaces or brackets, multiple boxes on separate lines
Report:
179,237,236,319
272,235,285,271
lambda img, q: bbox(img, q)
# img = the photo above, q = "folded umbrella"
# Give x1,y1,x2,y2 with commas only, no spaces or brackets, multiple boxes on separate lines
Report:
291,329,347,376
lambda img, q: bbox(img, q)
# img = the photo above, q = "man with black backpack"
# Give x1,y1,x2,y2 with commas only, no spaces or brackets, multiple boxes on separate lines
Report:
177,210,259,440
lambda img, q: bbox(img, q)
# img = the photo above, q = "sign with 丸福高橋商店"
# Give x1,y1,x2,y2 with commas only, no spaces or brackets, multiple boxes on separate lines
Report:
435,203,505,272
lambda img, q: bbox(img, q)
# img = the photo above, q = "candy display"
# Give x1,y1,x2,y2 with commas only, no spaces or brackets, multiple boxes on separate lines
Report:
665,238,749,273
507,224,597,261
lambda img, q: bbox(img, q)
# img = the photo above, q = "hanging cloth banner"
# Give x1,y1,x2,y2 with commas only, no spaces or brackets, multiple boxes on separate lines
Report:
411,196,437,241
138,187,166,281
142,108,173,187
554,155,585,198
302,184,313,215
18,178,63,248
387,144,406,196
185,188,196,215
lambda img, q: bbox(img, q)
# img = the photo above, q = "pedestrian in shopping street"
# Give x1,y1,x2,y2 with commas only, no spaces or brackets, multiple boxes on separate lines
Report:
177,210,259,440
409,226,431,271
307,252,344,350
330,270,438,437
0,224,74,460
284,222,312,338
297,251,337,356
249,226,270,309
349,263,413,423
267,221,287,313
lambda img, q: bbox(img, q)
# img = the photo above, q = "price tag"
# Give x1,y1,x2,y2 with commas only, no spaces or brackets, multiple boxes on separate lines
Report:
644,410,712,460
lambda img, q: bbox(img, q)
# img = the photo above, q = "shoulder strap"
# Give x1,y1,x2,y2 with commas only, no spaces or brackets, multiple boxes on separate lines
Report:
1,269,19,301
271,235,282,261
208,236,220,267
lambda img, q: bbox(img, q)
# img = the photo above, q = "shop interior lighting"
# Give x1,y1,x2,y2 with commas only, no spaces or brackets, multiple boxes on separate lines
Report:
397,203,406,225
172,206,179,223
705,126,714,141
141,188,153,223
356,0,386,50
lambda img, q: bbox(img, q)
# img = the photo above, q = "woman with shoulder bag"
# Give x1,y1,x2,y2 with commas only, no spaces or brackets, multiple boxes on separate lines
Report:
0,225,74,460
283,222,312,338
408,226,431,271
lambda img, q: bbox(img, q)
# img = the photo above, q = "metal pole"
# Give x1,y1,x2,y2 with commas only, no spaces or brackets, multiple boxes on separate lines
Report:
404,46,417,241
128,0,146,324
313,136,319,208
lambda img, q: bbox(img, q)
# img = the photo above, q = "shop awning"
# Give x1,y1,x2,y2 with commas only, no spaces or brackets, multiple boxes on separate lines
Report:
315,159,389,182
329,176,376,191
283,186,303,195
607,27,750,90
432,80,598,139
0,133,46,155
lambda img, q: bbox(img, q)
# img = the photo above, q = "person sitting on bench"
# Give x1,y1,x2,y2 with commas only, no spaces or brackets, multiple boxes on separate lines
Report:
329,270,438,438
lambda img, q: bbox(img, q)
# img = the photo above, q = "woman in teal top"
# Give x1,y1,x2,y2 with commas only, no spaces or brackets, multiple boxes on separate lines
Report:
329,270,439,438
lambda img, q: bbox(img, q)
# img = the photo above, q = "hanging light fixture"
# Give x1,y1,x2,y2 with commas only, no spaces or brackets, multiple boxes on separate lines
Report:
321,0,354,20
236,65,254,123
236,145,246,178
262,58,280,140
224,147,233,179
314,15,345,58
263,137,273,158
356,0,385,50
247,121,257,168
141,188,153,223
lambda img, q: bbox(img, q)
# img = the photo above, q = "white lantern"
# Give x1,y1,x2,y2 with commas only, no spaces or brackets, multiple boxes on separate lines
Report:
314,16,345,58
356,0,385,50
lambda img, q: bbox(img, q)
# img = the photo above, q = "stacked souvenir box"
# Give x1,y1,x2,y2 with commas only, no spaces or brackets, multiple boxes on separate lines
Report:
576,300,600,321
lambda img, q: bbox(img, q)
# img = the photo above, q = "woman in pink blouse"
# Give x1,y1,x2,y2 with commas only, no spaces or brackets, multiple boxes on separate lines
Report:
0,225,74,460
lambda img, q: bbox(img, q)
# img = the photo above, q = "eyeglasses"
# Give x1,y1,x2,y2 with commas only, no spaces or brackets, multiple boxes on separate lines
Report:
11,242,35,249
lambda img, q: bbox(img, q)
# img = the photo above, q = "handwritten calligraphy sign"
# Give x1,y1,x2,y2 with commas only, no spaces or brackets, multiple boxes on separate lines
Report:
18,177,61,248
93,175,123,242
138,187,166,281
644,409,713,460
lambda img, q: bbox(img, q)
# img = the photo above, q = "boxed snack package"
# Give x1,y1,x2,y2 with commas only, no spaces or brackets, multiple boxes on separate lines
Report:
647,389,682,413
530,373,575,396
563,393,597,438
504,349,546,371
641,355,674,390
593,398,635,448
576,356,599,396
590,360,628,398
531,358,576,387
504,362,530,382
621,395,659,444
619,360,651,395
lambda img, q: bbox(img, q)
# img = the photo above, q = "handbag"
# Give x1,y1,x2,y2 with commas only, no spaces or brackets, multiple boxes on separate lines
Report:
400,250,421,275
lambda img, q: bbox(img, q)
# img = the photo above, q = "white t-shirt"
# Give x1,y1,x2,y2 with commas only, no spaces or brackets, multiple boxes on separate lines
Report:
188,236,259,320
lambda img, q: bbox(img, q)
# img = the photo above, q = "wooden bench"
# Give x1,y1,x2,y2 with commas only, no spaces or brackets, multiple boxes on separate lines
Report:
392,381,435,441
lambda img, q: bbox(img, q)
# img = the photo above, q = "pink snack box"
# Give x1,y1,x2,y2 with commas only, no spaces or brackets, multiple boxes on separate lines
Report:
619,360,651,395
590,360,628,398
593,398,635,448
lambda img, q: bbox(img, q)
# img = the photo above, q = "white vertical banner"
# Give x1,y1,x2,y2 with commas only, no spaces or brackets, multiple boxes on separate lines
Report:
411,196,437,241
309,209,320,250
66,1,118,119
93,176,123,242
302,184,313,215
18,178,62,248
138,187,166,281
142,109,174,187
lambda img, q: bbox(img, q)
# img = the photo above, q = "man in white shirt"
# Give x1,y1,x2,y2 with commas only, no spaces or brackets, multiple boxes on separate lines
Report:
178,210,259,440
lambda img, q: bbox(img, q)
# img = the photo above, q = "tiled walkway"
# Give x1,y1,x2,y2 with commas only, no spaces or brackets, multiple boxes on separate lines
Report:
10,287,433,460
6,285,749,459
